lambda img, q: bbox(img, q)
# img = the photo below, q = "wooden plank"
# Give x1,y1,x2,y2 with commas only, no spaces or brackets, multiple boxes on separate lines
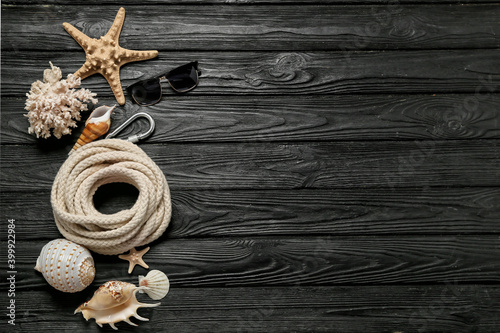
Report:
2,2,499,333
3,50,499,97
1,236,499,287
4,94,500,144
2,4,499,52
3,0,500,4
1,286,499,332
2,187,500,239
1,140,499,191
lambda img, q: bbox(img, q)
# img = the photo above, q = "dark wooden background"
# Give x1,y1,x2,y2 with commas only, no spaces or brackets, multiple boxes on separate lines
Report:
1,0,500,332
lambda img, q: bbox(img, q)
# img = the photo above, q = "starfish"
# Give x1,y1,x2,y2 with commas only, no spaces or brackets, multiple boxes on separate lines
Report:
63,7,158,105
118,246,151,274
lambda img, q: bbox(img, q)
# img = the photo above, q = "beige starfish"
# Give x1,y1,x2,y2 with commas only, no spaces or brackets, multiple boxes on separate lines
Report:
63,7,158,105
118,246,151,274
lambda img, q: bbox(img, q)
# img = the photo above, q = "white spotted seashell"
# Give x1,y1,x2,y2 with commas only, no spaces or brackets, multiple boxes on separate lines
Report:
138,270,170,300
75,280,160,330
35,238,95,293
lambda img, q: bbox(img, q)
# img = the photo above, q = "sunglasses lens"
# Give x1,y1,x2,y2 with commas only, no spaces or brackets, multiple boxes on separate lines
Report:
129,79,161,105
166,63,198,92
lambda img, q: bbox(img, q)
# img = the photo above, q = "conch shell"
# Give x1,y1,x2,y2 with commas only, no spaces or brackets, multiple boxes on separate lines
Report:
138,270,170,300
75,280,160,330
70,104,115,153
35,238,95,293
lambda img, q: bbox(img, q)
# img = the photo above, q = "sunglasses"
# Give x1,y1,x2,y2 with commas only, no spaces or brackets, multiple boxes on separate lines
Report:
127,61,200,106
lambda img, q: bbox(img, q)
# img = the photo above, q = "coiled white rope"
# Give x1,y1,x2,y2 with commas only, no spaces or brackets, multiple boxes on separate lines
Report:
51,139,171,255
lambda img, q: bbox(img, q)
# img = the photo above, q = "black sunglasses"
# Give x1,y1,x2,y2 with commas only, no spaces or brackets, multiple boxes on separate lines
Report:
127,61,201,106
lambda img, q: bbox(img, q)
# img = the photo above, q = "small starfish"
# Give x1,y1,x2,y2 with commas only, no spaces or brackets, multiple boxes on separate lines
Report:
118,246,150,274
63,7,158,105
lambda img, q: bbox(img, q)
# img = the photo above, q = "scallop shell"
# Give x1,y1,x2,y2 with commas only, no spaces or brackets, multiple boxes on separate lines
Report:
70,104,115,153
35,238,95,293
138,270,170,300
75,280,160,330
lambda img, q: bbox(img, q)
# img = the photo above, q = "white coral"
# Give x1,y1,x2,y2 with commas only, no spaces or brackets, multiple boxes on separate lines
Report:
24,62,98,139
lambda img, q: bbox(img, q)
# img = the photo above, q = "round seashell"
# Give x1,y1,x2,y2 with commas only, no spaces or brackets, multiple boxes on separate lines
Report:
35,238,95,293
138,270,170,300
75,280,160,330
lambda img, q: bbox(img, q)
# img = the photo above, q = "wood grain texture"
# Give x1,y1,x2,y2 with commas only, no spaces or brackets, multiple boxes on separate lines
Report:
2,4,499,51
4,94,500,144
2,1,500,331
3,0,500,4
1,236,499,288
2,140,499,191
0,286,498,333
3,50,500,97
2,187,499,239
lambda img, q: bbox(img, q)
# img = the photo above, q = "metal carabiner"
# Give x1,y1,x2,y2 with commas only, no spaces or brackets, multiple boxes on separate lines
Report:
105,112,155,143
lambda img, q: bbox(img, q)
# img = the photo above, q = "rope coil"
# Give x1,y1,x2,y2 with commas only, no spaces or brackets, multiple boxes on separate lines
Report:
51,139,171,255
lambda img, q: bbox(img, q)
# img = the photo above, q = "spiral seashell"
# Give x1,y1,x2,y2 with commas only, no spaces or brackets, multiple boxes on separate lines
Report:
35,238,95,293
75,280,160,330
138,270,170,300
70,104,115,154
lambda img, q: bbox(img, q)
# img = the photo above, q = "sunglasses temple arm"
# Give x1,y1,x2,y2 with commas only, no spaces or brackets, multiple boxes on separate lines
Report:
157,63,201,80
156,72,170,81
